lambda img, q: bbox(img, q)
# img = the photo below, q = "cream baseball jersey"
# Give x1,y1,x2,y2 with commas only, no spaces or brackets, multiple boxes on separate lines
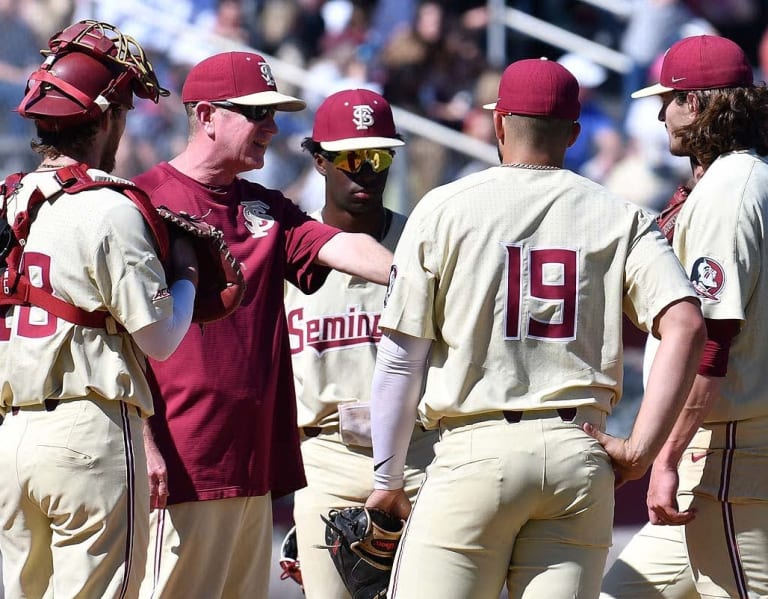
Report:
381,166,696,427
286,209,407,428
672,150,768,422
0,169,172,415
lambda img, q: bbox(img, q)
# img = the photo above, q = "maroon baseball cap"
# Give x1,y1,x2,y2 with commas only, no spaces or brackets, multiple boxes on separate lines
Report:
182,51,306,111
632,35,753,98
312,89,405,151
483,58,580,121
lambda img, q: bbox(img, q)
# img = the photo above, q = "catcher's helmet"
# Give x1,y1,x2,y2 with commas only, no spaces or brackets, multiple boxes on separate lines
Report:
18,20,169,130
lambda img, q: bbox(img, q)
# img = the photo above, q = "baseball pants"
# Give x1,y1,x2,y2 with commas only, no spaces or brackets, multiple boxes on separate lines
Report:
601,521,699,599
293,426,436,599
603,415,768,599
141,494,272,599
601,498,768,599
0,397,148,599
388,406,613,599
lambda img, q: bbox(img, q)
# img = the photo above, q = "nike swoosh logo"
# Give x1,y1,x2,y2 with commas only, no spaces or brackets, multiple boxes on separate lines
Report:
374,455,394,471
671,76,686,83
691,451,713,463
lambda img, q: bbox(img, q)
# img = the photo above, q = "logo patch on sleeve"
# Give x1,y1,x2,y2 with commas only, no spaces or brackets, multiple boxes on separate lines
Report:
153,287,171,302
689,257,725,302
383,265,397,308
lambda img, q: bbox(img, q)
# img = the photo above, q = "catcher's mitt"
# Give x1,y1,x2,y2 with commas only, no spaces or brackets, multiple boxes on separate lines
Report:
156,207,245,323
279,525,303,590
322,506,404,599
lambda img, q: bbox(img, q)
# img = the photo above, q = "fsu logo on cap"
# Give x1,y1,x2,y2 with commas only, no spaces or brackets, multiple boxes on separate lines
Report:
352,104,375,130
689,256,725,302
259,62,276,87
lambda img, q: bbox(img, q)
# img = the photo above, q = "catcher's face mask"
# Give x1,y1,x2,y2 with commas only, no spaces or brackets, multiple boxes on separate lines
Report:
18,19,169,129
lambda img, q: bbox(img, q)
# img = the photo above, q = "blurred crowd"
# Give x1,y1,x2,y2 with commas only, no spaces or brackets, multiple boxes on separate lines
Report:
2,0,768,216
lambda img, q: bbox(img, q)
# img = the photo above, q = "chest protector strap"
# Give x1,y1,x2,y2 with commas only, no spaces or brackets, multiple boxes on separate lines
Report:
0,163,169,332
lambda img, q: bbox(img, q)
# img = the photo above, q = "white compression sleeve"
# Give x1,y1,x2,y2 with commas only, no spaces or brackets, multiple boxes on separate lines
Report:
371,330,432,490
131,279,195,360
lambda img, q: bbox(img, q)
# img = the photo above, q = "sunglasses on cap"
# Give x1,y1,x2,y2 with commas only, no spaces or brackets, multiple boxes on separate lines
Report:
327,149,394,174
211,101,276,122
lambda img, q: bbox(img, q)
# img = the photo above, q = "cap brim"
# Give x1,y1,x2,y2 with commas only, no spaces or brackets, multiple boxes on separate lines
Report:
320,137,405,152
630,82,673,99
229,90,306,111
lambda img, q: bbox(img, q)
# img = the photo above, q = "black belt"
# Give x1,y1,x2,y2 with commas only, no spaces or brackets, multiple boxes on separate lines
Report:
502,407,577,423
303,426,323,438
10,398,60,416
302,423,429,438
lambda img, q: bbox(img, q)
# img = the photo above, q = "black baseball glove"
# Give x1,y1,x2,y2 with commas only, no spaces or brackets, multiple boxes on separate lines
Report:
156,207,245,323
322,506,404,599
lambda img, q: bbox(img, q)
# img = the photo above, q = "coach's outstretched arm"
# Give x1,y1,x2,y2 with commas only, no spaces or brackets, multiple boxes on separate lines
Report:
316,232,393,285
585,297,705,487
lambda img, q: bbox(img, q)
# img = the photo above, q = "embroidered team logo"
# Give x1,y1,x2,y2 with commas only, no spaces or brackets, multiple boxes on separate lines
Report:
689,257,725,302
383,265,397,308
259,62,276,87
287,305,382,355
242,200,274,238
352,104,375,130
153,287,171,302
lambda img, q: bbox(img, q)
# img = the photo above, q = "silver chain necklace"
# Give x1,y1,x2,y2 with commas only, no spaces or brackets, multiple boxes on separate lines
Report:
500,163,560,170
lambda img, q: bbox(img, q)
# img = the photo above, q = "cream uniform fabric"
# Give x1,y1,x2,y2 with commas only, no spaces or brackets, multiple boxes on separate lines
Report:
286,209,407,428
0,169,172,417
606,150,768,599
0,167,171,599
673,150,768,422
382,166,696,427
286,208,435,598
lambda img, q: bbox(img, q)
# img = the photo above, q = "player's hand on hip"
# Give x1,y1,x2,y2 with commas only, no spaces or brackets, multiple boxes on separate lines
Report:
365,488,411,521
647,463,696,525
583,423,648,488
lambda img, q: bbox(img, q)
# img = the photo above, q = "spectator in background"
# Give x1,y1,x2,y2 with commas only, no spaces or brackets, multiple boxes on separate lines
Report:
557,52,623,184
619,0,698,122
380,0,487,204
266,0,327,67
0,0,43,139
759,24,768,81
453,67,502,179
17,0,73,45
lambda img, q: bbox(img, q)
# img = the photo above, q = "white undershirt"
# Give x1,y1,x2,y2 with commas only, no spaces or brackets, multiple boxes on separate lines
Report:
132,279,195,360
370,329,432,489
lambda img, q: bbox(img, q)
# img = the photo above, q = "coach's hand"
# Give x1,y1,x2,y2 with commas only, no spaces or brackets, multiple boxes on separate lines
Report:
144,422,169,510
365,488,411,521
583,423,649,489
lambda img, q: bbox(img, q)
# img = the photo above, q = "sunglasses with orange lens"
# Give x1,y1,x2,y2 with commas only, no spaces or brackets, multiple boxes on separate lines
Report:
331,149,394,173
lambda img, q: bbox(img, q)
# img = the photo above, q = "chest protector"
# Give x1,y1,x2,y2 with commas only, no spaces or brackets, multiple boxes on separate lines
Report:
0,163,169,332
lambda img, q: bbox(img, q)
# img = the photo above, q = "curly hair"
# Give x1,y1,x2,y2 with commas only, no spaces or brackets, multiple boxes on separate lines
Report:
677,85,768,168
31,121,101,160
300,137,322,156
29,106,127,160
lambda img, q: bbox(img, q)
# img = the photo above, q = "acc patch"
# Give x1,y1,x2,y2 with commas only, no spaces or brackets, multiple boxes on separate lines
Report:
689,257,725,302
383,265,397,308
